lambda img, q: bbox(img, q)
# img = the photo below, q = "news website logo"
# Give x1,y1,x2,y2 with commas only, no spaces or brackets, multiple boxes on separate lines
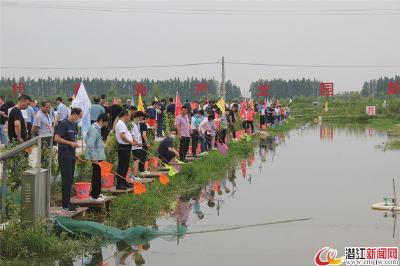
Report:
314,247,399,266
315,247,345,266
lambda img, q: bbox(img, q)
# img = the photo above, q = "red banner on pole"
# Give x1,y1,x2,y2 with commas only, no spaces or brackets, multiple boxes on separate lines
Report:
73,83,80,97
320,82,334,96
388,81,400,95
195,83,208,96
134,83,147,96
13,82,25,97
257,82,269,96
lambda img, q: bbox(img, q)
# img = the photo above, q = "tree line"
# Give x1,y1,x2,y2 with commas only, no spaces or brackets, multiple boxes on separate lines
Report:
360,75,400,98
249,76,400,100
249,78,322,100
0,77,242,102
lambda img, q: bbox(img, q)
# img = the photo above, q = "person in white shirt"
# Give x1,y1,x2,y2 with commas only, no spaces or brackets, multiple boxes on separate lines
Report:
130,111,146,181
115,110,138,190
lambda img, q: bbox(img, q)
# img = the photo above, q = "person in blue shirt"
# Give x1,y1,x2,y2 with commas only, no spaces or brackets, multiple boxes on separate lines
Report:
86,113,109,202
55,97,69,126
90,96,105,123
26,99,36,139
55,107,83,212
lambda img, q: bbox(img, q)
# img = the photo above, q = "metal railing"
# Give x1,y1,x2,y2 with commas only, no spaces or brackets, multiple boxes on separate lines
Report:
0,134,53,217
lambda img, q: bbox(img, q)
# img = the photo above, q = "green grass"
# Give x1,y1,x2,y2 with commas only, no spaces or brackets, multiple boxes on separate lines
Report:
381,140,400,151
0,218,100,261
266,118,297,135
369,118,400,131
290,98,400,131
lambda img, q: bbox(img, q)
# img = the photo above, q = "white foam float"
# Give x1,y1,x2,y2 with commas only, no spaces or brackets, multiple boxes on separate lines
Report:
371,202,400,212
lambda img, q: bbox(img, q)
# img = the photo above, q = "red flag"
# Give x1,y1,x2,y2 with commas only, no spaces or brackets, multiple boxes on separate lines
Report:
13,83,17,97
240,98,247,119
175,92,182,117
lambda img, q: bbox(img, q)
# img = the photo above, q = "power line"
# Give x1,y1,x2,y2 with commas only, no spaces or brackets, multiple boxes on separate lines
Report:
226,61,400,68
0,62,219,70
2,61,400,70
2,2,400,16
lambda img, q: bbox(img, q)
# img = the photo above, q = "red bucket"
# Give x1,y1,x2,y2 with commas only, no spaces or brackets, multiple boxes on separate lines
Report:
101,174,114,188
99,161,113,176
75,182,91,198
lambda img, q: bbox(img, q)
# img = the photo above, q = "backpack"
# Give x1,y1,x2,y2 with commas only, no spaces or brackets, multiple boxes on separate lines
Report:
193,115,202,129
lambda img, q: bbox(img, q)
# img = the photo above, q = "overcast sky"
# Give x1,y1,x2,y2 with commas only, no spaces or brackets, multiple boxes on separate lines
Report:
1,0,399,94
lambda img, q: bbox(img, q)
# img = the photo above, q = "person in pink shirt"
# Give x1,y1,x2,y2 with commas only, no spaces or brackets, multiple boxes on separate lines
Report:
175,106,191,161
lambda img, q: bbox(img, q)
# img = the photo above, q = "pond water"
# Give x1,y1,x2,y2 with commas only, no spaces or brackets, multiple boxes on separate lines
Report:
60,125,399,266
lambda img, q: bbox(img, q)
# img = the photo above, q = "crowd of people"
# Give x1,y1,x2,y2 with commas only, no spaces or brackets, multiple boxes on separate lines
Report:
0,93,289,213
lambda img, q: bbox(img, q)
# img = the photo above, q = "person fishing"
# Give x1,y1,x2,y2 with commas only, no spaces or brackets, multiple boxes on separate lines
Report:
130,111,146,182
157,130,179,164
219,108,229,144
115,109,138,190
190,109,203,157
54,107,82,212
228,105,237,139
85,113,109,202
139,112,151,175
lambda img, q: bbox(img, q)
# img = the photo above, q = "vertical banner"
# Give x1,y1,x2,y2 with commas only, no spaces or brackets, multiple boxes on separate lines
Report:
366,106,376,116
134,83,147,96
13,82,25,97
257,81,269,96
320,82,334,96
388,81,400,95
195,83,208,96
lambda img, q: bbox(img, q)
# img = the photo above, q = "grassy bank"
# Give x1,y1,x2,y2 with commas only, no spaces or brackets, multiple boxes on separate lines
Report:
0,138,254,261
380,140,400,151
291,97,400,132
0,217,101,263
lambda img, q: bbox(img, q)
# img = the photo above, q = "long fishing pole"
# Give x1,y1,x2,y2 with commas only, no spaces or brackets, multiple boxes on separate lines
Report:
153,217,312,236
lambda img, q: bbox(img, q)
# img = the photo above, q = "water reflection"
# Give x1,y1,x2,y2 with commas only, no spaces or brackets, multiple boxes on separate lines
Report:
320,126,334,141
48,125,400,266
367,127,376,137
258,136,278,173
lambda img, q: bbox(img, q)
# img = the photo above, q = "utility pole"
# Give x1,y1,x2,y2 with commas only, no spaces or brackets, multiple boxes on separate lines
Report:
221,56,226,99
